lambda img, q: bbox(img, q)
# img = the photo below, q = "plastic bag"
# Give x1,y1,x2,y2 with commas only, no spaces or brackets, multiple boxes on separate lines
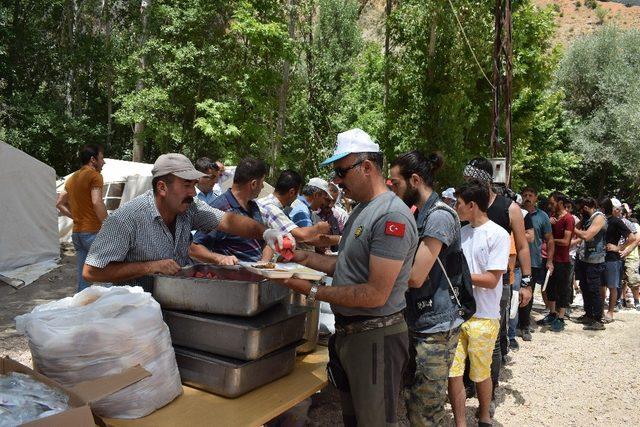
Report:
0,372,70,426
15,286,182,419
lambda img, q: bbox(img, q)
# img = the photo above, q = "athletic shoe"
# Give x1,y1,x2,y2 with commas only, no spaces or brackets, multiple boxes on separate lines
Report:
636,303,640,312
536,313,556,326
550,317,565,332
509,338,520,351
573,314,591,324
614,302,622,312
522,329,532,341
584,321,606,331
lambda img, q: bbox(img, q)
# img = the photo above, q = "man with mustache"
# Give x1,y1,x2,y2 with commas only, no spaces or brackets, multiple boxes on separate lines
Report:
518,186,555,340
83,153,290,290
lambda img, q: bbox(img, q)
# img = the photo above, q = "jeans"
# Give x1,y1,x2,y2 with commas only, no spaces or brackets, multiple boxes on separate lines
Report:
72,232,97,292
509,268,521,340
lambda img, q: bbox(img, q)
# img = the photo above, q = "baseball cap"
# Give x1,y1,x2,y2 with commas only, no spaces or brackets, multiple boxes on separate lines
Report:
320,128,380,166
611,197,622,209
442,187,456,200
308,177,334,199
152,153,206,180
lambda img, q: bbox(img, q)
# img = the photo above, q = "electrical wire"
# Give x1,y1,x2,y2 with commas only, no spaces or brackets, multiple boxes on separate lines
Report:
446,0,495,90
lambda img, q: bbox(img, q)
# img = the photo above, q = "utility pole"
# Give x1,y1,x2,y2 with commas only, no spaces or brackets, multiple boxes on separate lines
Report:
490,0,513,185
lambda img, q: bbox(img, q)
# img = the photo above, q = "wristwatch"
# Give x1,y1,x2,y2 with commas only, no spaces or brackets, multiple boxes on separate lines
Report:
307,284,320,305
520,275,532,288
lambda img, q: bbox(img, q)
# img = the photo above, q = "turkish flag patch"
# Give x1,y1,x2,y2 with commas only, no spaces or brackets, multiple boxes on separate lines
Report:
385,221,406,237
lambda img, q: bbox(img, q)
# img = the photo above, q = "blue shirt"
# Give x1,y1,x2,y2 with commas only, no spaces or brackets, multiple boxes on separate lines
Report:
195,187,218,206
528,209,552,268
289,196,313,227
193,189,265,262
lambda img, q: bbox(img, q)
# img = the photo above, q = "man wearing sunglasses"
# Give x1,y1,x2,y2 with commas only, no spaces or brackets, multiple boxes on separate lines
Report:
276,128,418,427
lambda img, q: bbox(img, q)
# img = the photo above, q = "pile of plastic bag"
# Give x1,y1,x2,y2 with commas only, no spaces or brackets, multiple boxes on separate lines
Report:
16,286,182,419
0,372,70,426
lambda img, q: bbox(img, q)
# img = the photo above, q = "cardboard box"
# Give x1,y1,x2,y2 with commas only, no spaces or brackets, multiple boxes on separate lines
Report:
0,356,150,427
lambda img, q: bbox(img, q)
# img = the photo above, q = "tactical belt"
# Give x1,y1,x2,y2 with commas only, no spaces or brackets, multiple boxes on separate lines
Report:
334,311,404,336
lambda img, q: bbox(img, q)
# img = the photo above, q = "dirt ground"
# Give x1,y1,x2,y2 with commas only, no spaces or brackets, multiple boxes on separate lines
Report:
2,255,639,426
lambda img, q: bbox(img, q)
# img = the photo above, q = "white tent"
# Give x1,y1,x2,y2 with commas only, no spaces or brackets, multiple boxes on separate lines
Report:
57,158,153,243
0,142,59,272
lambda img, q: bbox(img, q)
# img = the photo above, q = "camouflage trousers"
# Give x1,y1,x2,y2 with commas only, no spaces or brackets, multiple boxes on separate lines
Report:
404,327,461,427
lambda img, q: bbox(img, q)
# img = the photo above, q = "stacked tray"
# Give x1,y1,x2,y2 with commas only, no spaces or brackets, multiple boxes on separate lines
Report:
152,264,311,398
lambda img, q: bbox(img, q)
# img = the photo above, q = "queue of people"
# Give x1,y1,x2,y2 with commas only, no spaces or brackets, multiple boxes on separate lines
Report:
57,128,639,427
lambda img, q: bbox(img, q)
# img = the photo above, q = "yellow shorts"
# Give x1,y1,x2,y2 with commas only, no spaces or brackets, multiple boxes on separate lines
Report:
448,317,500,382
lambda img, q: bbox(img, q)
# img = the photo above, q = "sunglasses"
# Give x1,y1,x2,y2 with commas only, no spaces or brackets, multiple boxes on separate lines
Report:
334,159,364,179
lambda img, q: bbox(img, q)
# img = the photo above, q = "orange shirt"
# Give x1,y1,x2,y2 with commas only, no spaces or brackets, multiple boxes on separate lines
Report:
65,166,104,233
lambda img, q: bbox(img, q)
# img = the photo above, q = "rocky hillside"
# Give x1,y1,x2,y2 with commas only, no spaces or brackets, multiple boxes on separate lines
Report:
359,0,640,48
535,0,640,46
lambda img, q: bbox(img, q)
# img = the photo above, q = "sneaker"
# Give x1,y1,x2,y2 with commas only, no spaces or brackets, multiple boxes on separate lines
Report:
536,313,556,326
550,317,565,332
509,338,520,351
614,302,622,312
584,321,606,331
522,329,532,341
573,314,591,324
636,303,640,312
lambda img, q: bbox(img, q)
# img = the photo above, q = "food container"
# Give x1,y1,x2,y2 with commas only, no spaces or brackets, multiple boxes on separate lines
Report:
162,304,309,360
152,264,289,316
173,342,299,398
239,261,326,281
289,291,320,354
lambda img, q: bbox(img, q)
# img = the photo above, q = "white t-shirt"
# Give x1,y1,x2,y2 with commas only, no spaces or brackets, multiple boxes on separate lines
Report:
460,219,510,319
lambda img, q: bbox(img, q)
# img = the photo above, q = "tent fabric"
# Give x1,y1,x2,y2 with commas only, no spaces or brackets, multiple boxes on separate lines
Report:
0,142,59,270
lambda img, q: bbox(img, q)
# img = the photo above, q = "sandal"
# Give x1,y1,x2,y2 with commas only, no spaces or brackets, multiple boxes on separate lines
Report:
602,316,614,324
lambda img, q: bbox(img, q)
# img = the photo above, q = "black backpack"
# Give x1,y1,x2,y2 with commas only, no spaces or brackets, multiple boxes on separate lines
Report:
425,202,476,322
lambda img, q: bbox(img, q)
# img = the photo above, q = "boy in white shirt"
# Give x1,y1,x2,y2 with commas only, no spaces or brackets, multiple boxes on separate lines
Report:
448,181,510,427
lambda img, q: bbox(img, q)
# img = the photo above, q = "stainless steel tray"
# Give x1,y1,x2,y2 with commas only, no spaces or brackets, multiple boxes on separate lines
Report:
173,342,299,398
163,304,309,360
152,264,290,316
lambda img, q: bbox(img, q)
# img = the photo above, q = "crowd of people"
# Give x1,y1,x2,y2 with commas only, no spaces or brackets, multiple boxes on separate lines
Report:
56,128,639,427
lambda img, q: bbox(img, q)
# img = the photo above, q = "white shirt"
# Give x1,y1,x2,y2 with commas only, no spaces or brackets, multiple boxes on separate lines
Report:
460,219,510,319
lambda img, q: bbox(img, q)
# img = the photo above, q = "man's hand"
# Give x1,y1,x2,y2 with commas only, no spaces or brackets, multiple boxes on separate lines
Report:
550,217,558,225
315,221,331,235
290,250,311,265
218,255,238,266
606,243,620,252
519,286,532,307
147,259,181,276
263,229,296,251
546,260,555,275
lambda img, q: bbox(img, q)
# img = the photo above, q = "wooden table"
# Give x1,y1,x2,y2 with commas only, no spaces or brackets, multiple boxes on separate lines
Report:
103,347,328,427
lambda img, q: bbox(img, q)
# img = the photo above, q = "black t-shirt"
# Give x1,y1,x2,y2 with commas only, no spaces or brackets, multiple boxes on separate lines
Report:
487,195,512,234
605,216,631,262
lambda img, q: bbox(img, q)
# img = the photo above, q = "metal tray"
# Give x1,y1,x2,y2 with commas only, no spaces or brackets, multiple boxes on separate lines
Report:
152,264,290,316
163,304,309,360
173,342,299,398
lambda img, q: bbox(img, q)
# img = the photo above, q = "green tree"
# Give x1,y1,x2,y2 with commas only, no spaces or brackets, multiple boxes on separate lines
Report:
556,26,640,193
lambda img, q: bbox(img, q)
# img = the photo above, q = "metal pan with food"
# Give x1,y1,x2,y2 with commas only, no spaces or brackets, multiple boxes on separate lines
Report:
152,264,290,316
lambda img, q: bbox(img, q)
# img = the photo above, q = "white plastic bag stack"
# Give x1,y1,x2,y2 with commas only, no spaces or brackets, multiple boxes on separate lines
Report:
15,286,182,419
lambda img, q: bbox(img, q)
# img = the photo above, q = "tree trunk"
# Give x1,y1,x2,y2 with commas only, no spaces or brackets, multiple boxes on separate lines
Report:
133,0,150,162
101,0,114,146
270,0,297,180
65,0,78,117
383,0,392,144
